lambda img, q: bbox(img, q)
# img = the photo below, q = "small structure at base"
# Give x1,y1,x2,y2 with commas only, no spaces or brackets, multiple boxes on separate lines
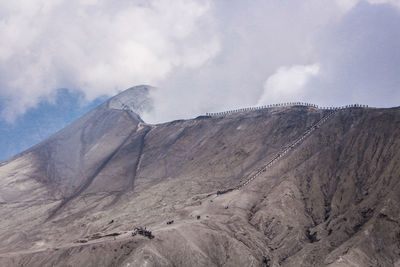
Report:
132,227,154,239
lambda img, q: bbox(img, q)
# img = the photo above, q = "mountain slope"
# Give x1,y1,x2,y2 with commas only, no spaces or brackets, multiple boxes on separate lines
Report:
0,87,399,266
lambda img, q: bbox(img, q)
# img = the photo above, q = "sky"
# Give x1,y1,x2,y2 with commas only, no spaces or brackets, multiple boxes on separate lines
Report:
0,0,400,160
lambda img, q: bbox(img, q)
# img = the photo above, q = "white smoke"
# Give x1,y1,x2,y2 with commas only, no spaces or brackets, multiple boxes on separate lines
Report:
257,64,320,106
0,0,399,123
0,0,219,121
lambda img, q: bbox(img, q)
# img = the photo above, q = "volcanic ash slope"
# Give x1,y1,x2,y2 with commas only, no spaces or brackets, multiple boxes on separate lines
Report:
0,86,400,266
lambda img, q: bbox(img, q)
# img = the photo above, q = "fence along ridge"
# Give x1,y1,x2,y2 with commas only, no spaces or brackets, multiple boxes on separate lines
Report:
216,108,339,195
206,103,369,117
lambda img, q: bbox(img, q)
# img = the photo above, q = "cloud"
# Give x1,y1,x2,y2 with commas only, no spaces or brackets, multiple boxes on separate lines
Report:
305,2,400,107
140,0,400,123
0,0,219,121
143,0,349,123
257,64,320,106
254,1,400,109
0,0,399,125
335,0,400,12
365,0,400,9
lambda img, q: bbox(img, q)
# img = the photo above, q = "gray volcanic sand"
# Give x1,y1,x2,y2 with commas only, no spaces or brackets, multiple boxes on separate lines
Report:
0,88,399,266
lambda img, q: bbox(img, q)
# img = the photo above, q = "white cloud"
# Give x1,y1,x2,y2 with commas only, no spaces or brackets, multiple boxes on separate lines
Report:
1,0,399,124
305,1,400,108
334,0,360,13
0,0,219,121
366,0,400,9
257,64,320,106
335,0,400,12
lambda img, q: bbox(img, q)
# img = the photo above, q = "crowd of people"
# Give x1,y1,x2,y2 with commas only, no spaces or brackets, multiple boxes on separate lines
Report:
206,103,369,117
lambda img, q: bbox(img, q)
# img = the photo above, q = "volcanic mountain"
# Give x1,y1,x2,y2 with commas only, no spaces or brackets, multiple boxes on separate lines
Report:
0,85,400,266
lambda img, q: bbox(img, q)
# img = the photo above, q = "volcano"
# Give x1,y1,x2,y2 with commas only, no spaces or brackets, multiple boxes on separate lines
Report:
1,85,400,266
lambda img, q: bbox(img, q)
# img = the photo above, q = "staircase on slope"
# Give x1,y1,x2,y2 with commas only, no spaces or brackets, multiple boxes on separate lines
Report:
215,109,339,196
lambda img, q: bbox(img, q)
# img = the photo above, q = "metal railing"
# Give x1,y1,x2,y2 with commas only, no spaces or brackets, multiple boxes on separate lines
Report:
206,103,369,117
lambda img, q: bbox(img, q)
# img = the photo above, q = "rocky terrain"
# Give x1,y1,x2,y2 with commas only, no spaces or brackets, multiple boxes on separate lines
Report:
0,86,400,266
